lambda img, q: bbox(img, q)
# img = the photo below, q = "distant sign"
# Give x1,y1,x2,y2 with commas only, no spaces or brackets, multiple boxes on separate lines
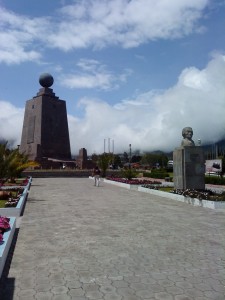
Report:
205,159,222,173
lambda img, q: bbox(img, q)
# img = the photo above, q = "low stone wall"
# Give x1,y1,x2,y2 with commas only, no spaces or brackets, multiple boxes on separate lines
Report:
0,217,16,278
102,179,225,210
103,178,139,190
0,187,29,217
0,177,32,217
138,186,225,209
22,170,120,178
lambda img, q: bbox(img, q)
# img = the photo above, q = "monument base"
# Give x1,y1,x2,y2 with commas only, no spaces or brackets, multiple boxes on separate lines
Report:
173,146,205,190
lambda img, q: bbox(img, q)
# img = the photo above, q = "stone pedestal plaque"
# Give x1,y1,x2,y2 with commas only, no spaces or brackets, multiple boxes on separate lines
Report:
173,146,205,190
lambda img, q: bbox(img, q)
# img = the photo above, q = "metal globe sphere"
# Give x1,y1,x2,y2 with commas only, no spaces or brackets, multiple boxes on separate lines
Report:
39,73,54,88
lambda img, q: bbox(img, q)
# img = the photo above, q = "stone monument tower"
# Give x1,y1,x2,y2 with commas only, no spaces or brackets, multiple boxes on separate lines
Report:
76,148,94,169
19,73,71,163
173,127,205,190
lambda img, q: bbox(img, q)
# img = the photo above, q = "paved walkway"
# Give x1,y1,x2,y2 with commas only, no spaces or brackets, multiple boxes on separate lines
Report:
0,178,225,300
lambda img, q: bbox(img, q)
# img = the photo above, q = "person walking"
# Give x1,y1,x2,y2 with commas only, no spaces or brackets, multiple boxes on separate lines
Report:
92,166,101,187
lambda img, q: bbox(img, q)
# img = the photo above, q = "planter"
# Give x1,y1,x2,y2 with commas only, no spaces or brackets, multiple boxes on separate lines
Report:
26,176,32,190
1,176,32,190
138,186,225,210
0,217,16,278
91,177,225,209
103,178,139,190
0,186,29,217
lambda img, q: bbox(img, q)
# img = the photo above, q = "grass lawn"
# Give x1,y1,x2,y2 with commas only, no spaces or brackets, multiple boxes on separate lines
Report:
158,187,173,192
0,200,7,208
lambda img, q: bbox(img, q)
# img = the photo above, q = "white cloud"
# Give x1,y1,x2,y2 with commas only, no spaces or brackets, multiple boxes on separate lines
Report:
50,0,209,50
0,7,47,64
0,54,224,155
179,67,210,90
0,101,24,146
0,0,209,64
68,53,225,154
60,58,132,90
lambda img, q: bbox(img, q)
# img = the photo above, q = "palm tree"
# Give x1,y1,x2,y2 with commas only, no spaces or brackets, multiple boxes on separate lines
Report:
0,142,9,183
0,142,39,183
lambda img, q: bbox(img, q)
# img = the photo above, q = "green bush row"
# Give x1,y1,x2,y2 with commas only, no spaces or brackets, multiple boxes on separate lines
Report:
120,168,138,180
205,176,225,185
143,171,225,184
143,169,169,179
142,172,152,178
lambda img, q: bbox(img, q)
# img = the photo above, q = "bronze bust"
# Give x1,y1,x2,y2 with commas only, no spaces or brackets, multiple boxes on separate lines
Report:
181,127,195,146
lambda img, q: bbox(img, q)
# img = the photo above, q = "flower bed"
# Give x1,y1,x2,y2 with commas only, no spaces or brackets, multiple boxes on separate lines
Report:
141,185,225,201
0,176,32,190
0,217,16,278
105,177,161,185
0,176,30,186
102,178,225,209
138,185,225,209
104,178,139,190
0,216,11,242
103,177,161,190
0,187,24,208
172,188,225,201
0,185,30,217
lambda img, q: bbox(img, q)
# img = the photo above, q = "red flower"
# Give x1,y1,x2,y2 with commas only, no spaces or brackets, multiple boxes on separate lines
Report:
0,216,10,232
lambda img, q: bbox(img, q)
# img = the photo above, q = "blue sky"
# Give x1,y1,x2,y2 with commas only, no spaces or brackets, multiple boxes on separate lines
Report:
0,0,225,155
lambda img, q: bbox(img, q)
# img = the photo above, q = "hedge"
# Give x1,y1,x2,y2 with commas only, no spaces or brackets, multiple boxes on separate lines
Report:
143,169,169,179
205,176,225,185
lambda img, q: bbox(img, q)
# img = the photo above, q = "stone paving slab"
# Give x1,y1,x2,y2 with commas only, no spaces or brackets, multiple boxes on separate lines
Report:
0,178,225,300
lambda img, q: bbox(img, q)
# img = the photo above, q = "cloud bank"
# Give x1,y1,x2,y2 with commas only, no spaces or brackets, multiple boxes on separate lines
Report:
0,54,224,154
0,101,24,146
67,53,225,154
60,59,132,90
0,1,224,156
0,0,208,64
52,0,208,50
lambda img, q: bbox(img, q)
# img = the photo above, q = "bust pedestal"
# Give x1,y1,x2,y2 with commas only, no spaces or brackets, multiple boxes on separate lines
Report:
173,146,205,190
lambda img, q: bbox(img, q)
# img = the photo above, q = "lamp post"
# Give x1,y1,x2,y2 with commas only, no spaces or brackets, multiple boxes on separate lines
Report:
112,139,114,154
129,144,131,169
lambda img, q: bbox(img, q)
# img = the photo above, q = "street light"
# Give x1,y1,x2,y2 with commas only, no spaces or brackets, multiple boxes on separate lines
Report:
129,144,131,168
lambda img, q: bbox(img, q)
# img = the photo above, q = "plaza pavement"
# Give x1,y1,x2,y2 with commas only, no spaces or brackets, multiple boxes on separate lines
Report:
0,177,225,300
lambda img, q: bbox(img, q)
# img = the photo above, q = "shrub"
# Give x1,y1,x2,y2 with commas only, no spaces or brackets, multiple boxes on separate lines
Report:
0,142,39,182
205,176,225,185
142,172,153,178
120,168,138,180
147,168,169,179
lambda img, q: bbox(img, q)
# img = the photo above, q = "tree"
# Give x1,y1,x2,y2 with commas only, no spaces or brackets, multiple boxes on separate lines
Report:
97,153,113,177
113,154,122,168
0,142,39,182
140,153,168,168
91,153,98,164
120,168,137,180
0,142,9,181
123,152,129,163
131,155,142,163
